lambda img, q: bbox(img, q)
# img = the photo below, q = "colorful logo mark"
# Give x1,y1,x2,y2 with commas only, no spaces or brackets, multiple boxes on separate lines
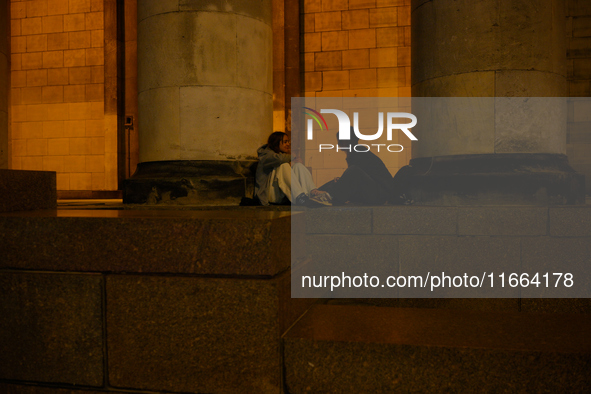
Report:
303,107,328,139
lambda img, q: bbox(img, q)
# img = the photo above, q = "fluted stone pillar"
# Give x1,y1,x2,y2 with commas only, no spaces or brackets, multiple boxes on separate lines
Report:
408,0,584,205
125,0,273,204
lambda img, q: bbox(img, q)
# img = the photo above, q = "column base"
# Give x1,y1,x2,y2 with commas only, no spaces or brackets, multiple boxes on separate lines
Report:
405,154,585,205
123,160,256,205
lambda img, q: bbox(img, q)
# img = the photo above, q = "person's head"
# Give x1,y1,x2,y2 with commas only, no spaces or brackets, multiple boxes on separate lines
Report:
268,132,291,154
336,127,359,147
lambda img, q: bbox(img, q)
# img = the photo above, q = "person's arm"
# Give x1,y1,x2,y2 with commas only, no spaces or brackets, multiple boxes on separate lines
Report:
259,150,291,170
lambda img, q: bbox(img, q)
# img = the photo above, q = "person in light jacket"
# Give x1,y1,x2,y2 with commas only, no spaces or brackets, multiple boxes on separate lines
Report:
255,132,326,206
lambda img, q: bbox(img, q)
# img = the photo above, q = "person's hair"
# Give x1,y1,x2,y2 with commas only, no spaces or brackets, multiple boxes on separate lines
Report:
337,127,359,146
268,131,288,153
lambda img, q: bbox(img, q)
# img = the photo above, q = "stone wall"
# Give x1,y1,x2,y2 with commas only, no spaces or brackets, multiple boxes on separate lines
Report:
300,0,412,186
0,210,311,393
1,2,9,169
9,0,111,191
566,0,591,194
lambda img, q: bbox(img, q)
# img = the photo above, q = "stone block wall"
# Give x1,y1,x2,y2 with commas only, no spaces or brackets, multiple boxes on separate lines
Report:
567,0,591,194
9,0,113,191
300,0,412,187
301,205,591,309
0,210,311,393
1,3,8,169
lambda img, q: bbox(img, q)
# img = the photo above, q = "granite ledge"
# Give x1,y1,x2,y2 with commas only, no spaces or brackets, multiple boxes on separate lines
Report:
0,210,291,276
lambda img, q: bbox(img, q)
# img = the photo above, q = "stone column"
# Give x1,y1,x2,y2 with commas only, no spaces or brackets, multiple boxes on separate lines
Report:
409,0,585,204
125,0,273,204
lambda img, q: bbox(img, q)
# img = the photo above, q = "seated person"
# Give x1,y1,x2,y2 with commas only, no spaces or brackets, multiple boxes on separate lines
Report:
255,132,325,206
318,128,397,206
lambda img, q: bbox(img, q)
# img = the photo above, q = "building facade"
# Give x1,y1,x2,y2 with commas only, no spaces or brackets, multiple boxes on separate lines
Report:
0,0,590,197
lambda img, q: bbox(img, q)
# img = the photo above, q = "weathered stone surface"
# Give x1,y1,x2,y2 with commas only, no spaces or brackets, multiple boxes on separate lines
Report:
549,206,591,236
138,4,272,163
413,0,564,84
0,272,103,386
291,211,308,264
410,95,496,157
458,206,548,236
0,169,56,212
107,272,301,393
0,210,291,276
521,237,591,298
179,85,272,161
300,205,590,299
412,67,496,97
304,207,373,234
140,12,237,90
306,235,398,268
284,305,591,393
236,17,273,92
137,87,180,162
411,0,568,184
179,0,272,24
398,236,521,298
137,0,178,22
373,206,457,235
493,94,567,154
297,235,399,298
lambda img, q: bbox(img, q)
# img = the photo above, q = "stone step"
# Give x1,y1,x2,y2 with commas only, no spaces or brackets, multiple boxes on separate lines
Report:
0,208,314,393
283,304,591,393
